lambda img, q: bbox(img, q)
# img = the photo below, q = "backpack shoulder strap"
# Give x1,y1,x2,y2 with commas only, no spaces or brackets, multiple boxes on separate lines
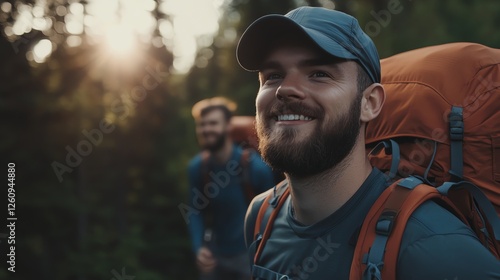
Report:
350,177,463,280
252,179,290,265
352,177,500,280
199,151,215,227
240,148,256,204
200,150,210,188
437,181,500,256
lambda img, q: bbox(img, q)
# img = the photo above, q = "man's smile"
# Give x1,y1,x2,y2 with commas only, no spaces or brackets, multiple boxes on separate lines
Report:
276,114,314,121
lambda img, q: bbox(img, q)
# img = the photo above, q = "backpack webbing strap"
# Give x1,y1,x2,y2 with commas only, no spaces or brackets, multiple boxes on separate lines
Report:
200,151,211,188
253,180,289,239
449,106,464,181
353,178,415,280
241,148,256,204
199,151,213,226
438,182,500,259
350,177,463,280
438,181,500,243
368,140,400,179
253,190,274,241
253,181,290,265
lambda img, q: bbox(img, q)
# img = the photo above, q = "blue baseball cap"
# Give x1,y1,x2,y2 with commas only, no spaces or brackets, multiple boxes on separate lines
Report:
236,6,381,83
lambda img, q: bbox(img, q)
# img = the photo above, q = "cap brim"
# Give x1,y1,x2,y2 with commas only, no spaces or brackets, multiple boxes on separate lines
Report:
236,15,357,71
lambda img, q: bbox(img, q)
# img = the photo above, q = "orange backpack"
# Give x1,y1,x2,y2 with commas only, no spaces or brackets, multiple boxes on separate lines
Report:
351,43,500,279
229,116,260,151
365,42,500,212
251,43,500,280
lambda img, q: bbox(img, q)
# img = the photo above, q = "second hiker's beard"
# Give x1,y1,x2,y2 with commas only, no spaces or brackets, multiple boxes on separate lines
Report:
202,131,226,152
256,95,362,178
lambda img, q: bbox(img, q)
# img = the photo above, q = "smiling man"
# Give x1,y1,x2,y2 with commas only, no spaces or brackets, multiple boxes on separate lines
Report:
236,6,500,280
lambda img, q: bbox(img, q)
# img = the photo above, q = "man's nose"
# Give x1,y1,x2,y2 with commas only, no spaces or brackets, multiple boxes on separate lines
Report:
275,74,306,101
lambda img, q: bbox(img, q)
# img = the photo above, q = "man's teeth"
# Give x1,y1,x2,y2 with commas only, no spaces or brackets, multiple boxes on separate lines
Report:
277,114,312,121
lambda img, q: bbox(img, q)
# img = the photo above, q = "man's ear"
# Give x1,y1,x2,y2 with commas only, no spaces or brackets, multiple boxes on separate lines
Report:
360,83,385,123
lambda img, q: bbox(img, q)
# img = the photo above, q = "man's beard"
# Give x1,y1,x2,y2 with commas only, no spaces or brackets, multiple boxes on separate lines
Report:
202,131,226,152
256,95,362,178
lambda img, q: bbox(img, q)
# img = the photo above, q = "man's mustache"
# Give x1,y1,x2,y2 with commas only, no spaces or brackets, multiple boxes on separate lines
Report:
268,101,323,119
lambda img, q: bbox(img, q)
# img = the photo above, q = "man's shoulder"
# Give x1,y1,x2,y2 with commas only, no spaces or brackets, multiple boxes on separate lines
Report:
247,187,275,216
406,200,476,236
399,199,483,259
398,200,500,278
244,186,277,246
245,180,289,228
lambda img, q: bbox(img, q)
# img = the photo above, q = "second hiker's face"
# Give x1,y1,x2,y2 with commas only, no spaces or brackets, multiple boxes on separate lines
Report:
196,109,229,151
255,42,362,177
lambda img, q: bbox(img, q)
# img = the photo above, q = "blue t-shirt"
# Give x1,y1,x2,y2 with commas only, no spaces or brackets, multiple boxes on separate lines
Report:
187,144,275,256
245,168,500,279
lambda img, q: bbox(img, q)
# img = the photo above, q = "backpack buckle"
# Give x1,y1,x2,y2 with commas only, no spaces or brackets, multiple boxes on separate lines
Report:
376,211,397,236
449,107,464,141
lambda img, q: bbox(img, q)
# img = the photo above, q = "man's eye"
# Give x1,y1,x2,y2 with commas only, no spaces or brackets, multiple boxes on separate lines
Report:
266,73,282,80
311,71,329,78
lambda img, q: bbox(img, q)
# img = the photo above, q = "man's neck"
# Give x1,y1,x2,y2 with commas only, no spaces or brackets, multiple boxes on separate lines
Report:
210,138,234,163
288,141,373,225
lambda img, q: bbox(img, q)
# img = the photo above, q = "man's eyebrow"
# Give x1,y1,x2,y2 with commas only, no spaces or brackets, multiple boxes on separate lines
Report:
259,57,344,71
259,60,282,71
299,57,343,70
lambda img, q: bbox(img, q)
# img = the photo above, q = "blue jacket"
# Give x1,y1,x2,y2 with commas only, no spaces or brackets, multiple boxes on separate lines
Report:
187,144,275,256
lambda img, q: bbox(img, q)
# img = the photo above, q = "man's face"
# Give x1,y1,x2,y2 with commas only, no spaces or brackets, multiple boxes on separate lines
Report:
255,43,362,177
196,109,229,152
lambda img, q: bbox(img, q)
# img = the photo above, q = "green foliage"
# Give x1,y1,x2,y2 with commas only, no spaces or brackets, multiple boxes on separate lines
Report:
346,0,500,58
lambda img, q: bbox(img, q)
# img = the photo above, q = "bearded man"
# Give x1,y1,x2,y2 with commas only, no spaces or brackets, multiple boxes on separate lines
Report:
186,97,274,280
238,6,500,280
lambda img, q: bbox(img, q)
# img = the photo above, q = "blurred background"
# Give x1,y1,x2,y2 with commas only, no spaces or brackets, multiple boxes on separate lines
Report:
0,0,499,279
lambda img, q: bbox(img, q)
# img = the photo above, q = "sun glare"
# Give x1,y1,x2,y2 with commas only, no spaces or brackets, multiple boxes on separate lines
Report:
160,0,222,73
104,24,136,56
4,0,224,70
33,39,52,63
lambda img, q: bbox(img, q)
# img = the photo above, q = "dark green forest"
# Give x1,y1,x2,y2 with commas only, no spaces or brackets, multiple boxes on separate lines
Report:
1,0,499,279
